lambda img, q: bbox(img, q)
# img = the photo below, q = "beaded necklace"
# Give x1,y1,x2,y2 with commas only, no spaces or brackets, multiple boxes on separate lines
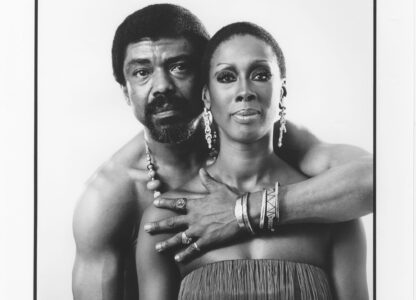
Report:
144,139,161,199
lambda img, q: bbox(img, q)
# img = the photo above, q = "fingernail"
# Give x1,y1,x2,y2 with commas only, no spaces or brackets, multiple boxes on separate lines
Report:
153,199,160,206
155,243,162,252
174,254,181,262
144,224,152,232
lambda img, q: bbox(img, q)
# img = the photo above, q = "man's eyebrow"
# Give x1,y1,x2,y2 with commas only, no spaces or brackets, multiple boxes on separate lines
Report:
125,58,151,68
165,54,195,65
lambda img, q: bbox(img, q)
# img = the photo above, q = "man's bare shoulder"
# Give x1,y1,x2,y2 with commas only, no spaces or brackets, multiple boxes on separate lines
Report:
106,131,146,168
73,132,148,248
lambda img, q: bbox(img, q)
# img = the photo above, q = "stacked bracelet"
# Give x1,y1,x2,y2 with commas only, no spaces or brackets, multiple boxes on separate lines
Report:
259,189,267,230
259,182,280,232
274,182,280,225
234,192,255,235
242,193,255,234
234,196,245,229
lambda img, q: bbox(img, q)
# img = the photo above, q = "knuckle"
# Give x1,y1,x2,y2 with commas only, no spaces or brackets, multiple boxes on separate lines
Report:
167,217,175,228
158,241,166,250
174,234,182,243
149,222,158,231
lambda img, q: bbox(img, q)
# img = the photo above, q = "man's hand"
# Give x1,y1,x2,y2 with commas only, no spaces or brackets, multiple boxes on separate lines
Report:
143,168,243,262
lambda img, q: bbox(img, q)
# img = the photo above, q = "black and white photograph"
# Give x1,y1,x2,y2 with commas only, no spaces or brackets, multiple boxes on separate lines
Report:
41,0,374,299
1,0,415,299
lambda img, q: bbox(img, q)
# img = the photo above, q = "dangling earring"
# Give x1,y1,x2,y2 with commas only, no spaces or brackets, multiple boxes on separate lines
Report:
203,107,213,149
278,93,287,148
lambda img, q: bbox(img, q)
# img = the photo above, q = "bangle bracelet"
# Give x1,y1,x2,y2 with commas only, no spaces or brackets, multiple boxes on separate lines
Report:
275,182,280,227
242,192,255,235
234,196,245,229
259,189,267,230
265,186,276,232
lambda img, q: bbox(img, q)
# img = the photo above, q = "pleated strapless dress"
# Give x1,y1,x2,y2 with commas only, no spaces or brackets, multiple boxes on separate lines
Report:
178,259,332,300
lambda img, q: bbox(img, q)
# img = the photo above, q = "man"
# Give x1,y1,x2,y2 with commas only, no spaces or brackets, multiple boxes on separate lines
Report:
72,4,373,300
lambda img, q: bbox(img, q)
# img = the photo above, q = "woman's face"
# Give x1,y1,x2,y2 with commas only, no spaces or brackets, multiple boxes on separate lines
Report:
205,34,284,143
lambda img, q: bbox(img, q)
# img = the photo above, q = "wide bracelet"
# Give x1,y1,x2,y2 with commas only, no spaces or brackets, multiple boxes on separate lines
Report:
261,182,280,232
259,189,267,230
234,196,245,230
242,192,255,235
265,187,276,231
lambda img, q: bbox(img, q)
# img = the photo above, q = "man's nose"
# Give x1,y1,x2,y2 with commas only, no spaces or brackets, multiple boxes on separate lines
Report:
235,80,256,102
152,68,174,95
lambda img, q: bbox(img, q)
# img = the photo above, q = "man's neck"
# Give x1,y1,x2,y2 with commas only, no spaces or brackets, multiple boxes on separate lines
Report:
210,130,278,191
144,124,207,170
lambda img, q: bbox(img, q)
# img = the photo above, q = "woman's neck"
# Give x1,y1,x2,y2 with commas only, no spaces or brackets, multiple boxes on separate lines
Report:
210,130,278,191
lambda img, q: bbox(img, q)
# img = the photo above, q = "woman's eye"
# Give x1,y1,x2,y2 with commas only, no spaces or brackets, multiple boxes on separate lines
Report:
252,70,272,81
217,71,236,83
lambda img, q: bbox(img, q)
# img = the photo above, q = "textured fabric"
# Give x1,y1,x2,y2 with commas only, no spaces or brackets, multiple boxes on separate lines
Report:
178,259,332,300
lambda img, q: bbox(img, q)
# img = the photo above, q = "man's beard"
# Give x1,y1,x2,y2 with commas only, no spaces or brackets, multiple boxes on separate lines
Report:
144,94,202,144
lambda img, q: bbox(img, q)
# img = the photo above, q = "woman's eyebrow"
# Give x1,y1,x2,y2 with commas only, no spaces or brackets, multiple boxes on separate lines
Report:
215,62,232,67
213,65,236,76
251,59,272,65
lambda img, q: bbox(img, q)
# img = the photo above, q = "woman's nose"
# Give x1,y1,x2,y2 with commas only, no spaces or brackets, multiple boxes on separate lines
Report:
235,80,256,102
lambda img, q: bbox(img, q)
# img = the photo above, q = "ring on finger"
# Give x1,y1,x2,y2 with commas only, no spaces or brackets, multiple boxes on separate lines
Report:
175,198,187,210
191,242,201,252
181,232,193,245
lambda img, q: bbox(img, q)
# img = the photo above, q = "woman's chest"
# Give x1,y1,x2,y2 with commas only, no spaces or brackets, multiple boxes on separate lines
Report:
181,223,333,276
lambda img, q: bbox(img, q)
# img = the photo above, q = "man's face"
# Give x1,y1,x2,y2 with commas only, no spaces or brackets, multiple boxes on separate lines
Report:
122,37,203,144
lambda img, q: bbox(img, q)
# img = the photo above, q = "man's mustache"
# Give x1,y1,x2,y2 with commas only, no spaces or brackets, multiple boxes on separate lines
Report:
146,95,189,115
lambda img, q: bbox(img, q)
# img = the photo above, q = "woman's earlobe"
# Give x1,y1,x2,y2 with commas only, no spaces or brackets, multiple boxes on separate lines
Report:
281,81,287,98
202,85,211,108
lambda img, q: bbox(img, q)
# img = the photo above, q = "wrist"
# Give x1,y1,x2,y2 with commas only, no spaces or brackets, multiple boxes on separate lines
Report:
277,184,289,224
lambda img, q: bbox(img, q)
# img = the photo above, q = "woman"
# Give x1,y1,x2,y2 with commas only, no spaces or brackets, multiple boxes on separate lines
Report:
136,22,368,300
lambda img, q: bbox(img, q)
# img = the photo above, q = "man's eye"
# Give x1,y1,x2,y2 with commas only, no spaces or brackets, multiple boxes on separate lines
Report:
171,62,189,73
217,71,236,83
252,71,272,81
133,69,150,77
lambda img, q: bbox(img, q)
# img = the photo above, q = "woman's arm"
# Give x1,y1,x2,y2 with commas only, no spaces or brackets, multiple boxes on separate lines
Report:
330,219,369,300
136,206,181,300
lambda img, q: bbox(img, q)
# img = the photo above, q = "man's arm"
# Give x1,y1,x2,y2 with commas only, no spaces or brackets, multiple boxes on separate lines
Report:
278,145,372,223
142,121,373,260
72,165,138,300
330,219,368,299
136,206,181,300
273,120,373,223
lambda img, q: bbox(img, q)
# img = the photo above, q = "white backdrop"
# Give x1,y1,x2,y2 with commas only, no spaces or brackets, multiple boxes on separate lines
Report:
36,0,374,299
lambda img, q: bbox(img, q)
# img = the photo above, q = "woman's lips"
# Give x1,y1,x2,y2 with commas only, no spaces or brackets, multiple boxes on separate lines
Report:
231,108,261,123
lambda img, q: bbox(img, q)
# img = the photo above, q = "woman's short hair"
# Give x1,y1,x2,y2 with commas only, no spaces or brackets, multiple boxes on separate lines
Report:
201,22,286,83
112,3,210,86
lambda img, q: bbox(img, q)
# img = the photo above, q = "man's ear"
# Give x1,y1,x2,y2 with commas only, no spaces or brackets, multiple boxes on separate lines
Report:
281,79,287,98
201,85,211,108
121,85,131,105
